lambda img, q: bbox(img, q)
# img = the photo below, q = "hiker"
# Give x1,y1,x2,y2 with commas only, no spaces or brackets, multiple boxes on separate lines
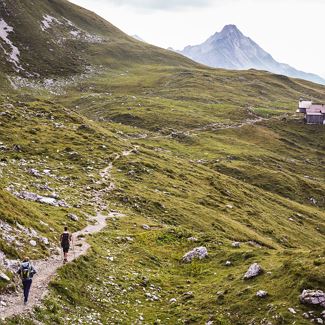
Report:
60,226,72,263
17,257,36,305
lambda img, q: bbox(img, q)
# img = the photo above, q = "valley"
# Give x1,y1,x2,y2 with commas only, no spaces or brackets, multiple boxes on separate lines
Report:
0,1,325,324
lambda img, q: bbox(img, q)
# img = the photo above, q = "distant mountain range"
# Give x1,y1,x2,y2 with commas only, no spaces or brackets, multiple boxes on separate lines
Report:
179,25,325,85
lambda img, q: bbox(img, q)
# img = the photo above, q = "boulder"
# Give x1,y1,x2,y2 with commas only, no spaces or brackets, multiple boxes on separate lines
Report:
244,263,263,279
182,247,208,263
14,191,68,207
68,213,79,222
232,241,240,248
256,290,268,298
29,168,42,177
300,290,325,308
30,240,37,247
0,272,10,282
182,291,194,300
3,259,20,272
42,237,49,245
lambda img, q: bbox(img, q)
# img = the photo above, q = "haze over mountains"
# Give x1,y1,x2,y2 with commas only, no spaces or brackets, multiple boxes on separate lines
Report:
180,25,325,85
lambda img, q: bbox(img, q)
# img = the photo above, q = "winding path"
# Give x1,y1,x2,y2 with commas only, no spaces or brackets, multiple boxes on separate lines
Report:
0,147,138,321
0,211,123,321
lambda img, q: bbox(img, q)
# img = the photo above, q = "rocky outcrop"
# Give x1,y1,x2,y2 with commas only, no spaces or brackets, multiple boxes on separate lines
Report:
300,290,325,307
244,263,263,279
182,247,208,263
13,191,68,207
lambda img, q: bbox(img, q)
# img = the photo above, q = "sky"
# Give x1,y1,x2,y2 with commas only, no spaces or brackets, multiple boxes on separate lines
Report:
70,0,325,78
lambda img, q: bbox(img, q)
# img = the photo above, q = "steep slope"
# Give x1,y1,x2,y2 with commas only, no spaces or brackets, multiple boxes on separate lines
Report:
0,0,193,80
181,24,325,85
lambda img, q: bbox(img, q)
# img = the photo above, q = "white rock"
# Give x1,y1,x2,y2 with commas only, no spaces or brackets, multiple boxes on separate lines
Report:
225,260,232,266
169,298,177,304
182,247,208,263
288,307,296,314
142,224,150,230
232,241,240,248
256,290,268,298
0,301,7,306
244,263,263,279
13,191,68,207
300,290,325,308
0,272,10,282
68,213,79,221
315,319,324,324
29,168,41,177
183,291,194,299
187,237,198,242
42,237,49,245
41,14,62,31
30,240,37,247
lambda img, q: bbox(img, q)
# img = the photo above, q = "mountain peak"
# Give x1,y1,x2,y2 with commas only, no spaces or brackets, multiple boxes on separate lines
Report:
181,24,325,85
220,24,243,37
221,24,239,32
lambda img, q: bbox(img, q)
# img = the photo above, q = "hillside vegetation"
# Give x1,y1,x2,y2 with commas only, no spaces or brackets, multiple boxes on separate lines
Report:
0,0,325,324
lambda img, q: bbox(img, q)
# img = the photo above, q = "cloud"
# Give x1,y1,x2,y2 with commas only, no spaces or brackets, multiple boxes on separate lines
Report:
89,0,214,11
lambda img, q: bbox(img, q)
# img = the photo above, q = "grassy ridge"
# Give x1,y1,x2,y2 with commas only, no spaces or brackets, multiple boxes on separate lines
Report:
0,0,194,80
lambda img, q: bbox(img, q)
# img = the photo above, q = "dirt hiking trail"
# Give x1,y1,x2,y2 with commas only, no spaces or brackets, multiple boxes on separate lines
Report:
0,211,124,320
0,147,137,320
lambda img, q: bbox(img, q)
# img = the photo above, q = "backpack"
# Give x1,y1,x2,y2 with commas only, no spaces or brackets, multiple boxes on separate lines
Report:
61,233,70,247
21,262,31,280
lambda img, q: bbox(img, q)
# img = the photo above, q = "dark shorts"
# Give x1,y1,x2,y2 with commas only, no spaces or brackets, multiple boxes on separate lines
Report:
62,245,70,253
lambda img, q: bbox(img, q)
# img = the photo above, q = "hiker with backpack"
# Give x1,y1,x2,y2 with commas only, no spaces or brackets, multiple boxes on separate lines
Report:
17,257,36,305
60,226,72,263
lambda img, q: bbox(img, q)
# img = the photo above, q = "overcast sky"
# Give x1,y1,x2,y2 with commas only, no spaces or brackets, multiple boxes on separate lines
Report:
70,0,325,78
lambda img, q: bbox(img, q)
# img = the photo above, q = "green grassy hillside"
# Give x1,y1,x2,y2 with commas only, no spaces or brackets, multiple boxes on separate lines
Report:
0,0,194,81
1,83,325,324
1,0,325,324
